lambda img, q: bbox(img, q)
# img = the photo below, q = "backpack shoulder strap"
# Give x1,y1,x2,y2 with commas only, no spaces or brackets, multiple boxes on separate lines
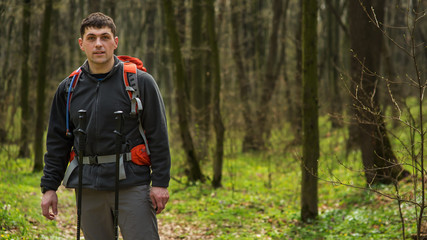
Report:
122,62,142,117
122,62,150,155
65,68,81,137
65,68,81,92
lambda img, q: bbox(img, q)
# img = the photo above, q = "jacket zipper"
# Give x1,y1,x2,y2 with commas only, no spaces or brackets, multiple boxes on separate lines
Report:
94,81,100,154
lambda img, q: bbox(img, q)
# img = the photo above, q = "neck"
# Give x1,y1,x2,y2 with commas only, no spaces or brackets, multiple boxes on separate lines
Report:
88,58,115,74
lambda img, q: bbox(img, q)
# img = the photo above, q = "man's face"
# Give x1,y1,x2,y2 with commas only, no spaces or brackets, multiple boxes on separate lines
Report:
79,27,118,69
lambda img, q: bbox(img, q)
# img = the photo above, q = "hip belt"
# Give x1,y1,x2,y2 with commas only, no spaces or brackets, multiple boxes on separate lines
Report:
62,152,132,187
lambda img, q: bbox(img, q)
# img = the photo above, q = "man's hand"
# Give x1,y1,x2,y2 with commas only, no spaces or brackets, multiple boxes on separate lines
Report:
150,187,169,214
41,190,58,220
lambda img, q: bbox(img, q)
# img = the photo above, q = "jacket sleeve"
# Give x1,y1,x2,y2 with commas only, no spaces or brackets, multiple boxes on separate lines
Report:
40,80,74,191
139,72,171,188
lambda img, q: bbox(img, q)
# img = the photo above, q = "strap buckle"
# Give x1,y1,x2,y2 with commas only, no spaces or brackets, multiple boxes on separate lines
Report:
88,155,98,164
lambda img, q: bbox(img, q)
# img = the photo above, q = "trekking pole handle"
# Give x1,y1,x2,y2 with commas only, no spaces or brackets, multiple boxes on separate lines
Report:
77,110,87,139
114,111,123,136
77,110,87,163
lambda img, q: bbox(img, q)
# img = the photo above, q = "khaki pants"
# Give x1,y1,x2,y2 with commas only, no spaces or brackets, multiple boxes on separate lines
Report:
77,185,159,240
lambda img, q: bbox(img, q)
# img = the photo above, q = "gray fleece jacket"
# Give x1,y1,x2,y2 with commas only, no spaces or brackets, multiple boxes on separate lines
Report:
40,56,171,191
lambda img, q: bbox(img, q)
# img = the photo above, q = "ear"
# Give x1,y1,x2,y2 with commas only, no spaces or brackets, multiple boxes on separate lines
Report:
114,36,118,49
78,38,84,51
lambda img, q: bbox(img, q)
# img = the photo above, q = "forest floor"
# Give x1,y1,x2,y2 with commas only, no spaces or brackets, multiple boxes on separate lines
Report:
0,125,424,239
50,185,214,240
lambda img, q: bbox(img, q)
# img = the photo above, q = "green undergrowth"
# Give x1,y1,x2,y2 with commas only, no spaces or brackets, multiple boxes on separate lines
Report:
0,154,417,240
0,113,422,239
0,152,76,240
0,159,61,239
160,148,418,239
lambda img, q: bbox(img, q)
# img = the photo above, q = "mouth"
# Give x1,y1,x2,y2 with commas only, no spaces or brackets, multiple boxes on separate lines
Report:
93,51,105,55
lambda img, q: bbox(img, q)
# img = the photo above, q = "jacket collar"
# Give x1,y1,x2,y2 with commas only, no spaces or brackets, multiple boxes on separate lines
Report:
80,55,121,80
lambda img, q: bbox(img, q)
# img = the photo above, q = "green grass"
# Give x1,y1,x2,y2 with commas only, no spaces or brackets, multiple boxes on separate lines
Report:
160,147,418,239
0,117,423,239
0,160,54,239
0,155,75,240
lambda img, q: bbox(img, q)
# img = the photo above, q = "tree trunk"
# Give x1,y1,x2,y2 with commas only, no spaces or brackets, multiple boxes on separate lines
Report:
290,1,303,145
104,0,116,20
34,0,53,172
231,0,284,152
190,0,209,161
175,0,190,102
200,46,212,161
326,0,343,128
162,0,204,182
301,0,319,222
253,0,266,78
190,0,203,108
412,0,427,69
68,0,77,71
87,0,100,13
144,0,156,72
230,1,256,152
253,0,284,150
283,0,294,128
349,0,409,184
79,0,86,31
19,0,31,158
206,0,225,189
158,1,173,118
176,0,187,44
0,16,16,145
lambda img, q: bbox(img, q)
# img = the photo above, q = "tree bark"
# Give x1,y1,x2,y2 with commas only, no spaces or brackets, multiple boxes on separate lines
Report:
231,0,284,152
144,0,156,72
158,1,173,118
190,0,203,108
162,0,204,182
326,0,343,128
290,1,303,145
176,0,187,44
190,0,209,161
68,0,77,71
349,0,409,184
253,0,266,77
34,0,53,172
301,0,319,222
0,16,16,144
175,0,190,101
230,1,256,152
104,0,116,20
19,0,31,158
79,0,86,27
206,0,225,189
253,0,284,150
87,0,100,13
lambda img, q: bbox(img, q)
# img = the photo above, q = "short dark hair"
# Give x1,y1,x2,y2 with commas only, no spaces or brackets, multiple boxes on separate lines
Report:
80,12,116,37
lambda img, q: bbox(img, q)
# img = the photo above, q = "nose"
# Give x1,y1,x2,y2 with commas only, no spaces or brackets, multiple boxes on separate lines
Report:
95,37,102,47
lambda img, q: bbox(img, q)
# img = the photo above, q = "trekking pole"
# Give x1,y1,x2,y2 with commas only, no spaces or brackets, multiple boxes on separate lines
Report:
76,110,87,240
113,111,123,240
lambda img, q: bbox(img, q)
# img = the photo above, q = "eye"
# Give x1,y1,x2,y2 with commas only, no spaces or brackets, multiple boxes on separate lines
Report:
87,36,96,41
102,35,110,40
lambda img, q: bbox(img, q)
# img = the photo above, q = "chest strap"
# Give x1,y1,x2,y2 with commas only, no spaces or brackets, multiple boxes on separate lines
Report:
62,153,132,187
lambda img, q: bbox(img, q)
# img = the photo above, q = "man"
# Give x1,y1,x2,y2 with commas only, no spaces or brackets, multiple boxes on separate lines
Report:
40,12,170,239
